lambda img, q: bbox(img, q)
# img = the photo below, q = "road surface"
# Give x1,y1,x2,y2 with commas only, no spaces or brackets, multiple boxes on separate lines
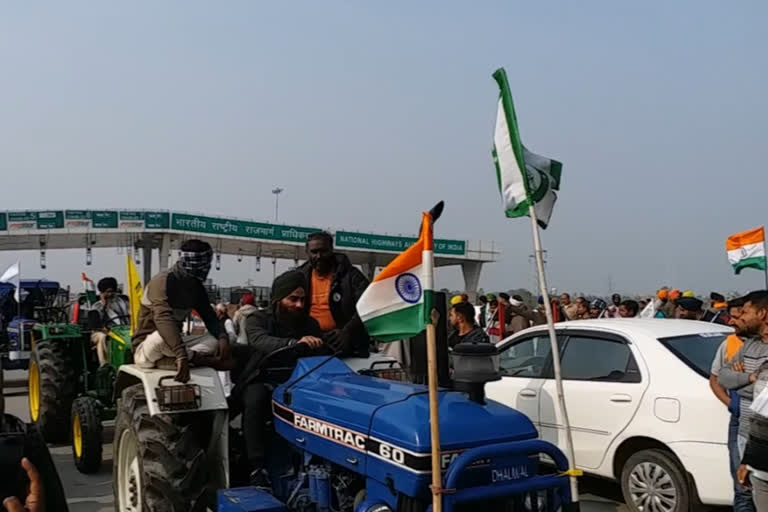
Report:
3,369,630,511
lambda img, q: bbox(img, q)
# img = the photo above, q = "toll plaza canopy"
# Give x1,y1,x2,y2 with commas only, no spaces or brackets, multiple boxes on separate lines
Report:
0,210,497,295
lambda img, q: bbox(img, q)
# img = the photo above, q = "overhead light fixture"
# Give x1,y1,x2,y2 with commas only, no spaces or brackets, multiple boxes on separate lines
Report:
86,247,93,266
237,249,243,263
40,250,46,269
255,257,261,272
215,253,221,271
134,249,141,265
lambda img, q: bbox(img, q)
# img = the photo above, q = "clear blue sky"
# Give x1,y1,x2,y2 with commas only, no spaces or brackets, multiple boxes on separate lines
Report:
1,1,766,296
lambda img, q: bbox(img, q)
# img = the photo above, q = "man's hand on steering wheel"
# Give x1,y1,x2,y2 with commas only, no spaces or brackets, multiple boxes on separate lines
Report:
297,336,323,349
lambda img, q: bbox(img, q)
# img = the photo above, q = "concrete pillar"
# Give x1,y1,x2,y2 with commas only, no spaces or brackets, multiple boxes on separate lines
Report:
158,234,170,273
461,262,483,302
142,235,153,285
361,263,376,281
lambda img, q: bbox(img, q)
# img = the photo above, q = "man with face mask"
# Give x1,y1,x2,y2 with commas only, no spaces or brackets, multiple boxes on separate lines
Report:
132,239,232,383
297,232,370,356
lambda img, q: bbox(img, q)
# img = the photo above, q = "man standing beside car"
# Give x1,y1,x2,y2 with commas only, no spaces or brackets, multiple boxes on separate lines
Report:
720,291,768,511
711,294,751,512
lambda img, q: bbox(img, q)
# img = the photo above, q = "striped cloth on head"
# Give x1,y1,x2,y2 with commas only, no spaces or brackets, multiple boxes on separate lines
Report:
178,248,213,281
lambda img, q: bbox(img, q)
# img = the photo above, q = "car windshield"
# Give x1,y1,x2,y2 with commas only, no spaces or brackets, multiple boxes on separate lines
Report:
657,332,730,378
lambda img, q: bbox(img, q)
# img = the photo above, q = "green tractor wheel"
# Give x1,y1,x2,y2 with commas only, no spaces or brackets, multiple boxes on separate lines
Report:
29,338,75,442
72,396,103,474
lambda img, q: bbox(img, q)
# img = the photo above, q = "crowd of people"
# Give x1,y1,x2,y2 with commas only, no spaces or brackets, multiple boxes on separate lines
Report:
441,288,734,344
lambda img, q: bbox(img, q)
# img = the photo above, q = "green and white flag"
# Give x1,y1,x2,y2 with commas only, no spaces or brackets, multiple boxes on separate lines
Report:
492,68,562,228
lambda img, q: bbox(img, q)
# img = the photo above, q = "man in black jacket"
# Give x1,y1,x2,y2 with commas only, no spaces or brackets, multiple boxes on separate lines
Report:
237,270,324,489
297,232,370,356
448,301,490,348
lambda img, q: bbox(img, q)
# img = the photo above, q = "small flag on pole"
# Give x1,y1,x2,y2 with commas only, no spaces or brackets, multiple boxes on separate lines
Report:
82,273,98,305
356,212,434,342
0,262,20,302
726,227,767,274
126,255,143,335
492,68,562,229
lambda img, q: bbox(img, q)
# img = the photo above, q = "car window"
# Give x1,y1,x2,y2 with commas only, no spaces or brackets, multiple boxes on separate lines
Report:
560,335,641,383
499,335,553,378
658,333,728,378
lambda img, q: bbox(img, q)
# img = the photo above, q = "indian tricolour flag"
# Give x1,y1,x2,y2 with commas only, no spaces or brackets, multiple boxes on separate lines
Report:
727,227,767,274
356,212,434,342
82,273,98,305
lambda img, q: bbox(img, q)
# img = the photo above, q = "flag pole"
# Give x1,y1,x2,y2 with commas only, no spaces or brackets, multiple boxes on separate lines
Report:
426,308,443,512
528,204,581,507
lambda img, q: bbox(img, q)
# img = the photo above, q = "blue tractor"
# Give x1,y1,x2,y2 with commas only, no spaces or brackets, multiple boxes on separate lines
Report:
0,280,68,370
112,343,574,512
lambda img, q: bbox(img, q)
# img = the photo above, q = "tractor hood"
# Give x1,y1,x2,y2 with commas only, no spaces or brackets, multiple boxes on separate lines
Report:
272,357,537,493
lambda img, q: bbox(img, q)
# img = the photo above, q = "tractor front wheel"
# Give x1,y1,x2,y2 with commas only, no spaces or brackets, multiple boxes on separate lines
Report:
72,396,103,474
113,384,210,512
29,338,75,442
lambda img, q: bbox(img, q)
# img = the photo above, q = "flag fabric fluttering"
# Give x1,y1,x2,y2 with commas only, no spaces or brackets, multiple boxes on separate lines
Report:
726,227,767,275
126,255,143,335
0,261,20,302
492,68,562,229
356,212,434,342
82,273,98,306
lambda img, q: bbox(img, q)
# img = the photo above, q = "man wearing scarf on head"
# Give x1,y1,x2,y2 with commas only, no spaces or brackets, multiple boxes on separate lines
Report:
132,239,232,383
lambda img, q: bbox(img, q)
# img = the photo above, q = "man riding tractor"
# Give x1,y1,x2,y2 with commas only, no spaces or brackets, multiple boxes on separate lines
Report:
131,239,233,382
88,277,130,366
234,270,330,488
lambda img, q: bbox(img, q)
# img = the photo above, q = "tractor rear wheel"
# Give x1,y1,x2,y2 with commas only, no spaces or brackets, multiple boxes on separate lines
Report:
113,384,209,512
72,396,103,474
29,338,75,442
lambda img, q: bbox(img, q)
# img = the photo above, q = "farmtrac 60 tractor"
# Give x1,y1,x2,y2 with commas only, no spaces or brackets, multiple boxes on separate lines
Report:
112,342,574,512
28,301,133,474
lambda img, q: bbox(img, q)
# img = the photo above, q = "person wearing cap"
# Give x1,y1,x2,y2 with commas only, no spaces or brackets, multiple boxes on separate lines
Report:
711,295,752,512
661,289,682,319
675,297,706,320
706,292,732,325
654,289,670,318
588,298,607,319
237,270,325,489
89,276,130,365
132,239,232,383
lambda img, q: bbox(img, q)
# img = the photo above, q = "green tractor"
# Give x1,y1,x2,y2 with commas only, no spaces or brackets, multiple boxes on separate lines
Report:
28,299,133,474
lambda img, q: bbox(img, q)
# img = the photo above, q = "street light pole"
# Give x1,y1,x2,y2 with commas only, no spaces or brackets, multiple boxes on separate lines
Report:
272,187,284,280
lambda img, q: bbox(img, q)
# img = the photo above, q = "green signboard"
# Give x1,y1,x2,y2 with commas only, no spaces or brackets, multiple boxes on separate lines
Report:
145,211,170,229
92,211,118,228
119,211,144,221
335,231,466,256
171,213,319,243
0,209,468,256
65,210,90,220
36,211,64,229
7,211,64,230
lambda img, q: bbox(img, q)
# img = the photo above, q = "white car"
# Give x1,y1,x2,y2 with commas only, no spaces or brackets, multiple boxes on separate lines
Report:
486,318,733,512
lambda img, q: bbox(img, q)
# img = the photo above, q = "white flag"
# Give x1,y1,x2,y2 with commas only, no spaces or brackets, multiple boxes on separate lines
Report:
639,300,656,319
492,68,563,229
0,261,20,302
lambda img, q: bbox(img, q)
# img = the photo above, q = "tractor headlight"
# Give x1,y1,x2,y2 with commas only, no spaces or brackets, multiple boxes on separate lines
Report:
451,342,501,405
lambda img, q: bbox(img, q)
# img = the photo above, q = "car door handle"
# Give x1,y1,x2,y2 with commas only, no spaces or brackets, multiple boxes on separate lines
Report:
609,394,632,403
519,389,538,398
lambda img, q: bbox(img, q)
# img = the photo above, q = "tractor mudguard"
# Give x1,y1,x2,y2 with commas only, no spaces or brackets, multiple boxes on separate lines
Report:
114,364,228,417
